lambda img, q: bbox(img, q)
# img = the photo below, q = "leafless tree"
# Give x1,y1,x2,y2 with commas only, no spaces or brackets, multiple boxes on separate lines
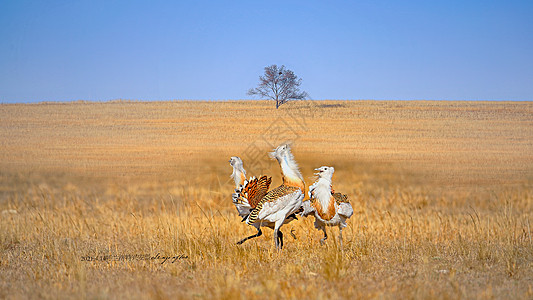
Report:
247,65,308,109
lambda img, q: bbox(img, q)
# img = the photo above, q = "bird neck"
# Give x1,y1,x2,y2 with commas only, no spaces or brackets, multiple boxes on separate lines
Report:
279,155,304,191
317,176,332,186
311,178,336,220
232,167,246,188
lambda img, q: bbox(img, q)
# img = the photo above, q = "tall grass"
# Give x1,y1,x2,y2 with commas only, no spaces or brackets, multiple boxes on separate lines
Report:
0,100,532,299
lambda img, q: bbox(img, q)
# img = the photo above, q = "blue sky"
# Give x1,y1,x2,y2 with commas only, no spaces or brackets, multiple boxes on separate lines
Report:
1,0,532,103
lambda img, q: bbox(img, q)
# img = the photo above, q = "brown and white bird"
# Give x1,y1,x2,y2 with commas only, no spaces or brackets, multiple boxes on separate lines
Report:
301,166,353,247
229,156,247,189
229,156,298,246
229,156,254,217
239,144,305,249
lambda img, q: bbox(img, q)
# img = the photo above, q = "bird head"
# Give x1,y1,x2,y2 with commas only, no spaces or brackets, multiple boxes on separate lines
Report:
269,143,292,162
314,166,335,180
229,156,243,169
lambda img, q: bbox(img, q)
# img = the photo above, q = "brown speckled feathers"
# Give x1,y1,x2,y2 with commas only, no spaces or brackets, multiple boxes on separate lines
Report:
332,192,349,204
239,176,272,209
247,185,300,224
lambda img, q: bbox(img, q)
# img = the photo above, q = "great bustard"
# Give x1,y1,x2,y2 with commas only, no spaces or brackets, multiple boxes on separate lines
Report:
229,156,298,246
301,166,353,247
229,156,254,218
229,156,247,189
242,144,305,250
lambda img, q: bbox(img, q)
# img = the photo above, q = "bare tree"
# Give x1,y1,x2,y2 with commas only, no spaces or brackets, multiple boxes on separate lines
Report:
247,65,308,109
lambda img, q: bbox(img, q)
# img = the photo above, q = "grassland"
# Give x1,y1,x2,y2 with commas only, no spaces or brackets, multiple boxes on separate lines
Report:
0,100,532,299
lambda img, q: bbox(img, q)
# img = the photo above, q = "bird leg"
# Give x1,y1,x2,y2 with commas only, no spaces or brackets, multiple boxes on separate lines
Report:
274,228,285,250
240,214,249,222
338,227,343,248
290,229,297,240
273,219,285,250
236,228,262,245
274,229,280,250
320,227,328,245
278,230,284,249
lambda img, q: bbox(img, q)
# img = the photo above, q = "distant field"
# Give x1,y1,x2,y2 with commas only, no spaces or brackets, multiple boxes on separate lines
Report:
0,100,532,299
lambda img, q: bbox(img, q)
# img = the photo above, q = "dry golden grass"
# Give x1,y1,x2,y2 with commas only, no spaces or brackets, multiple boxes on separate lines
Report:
0,100,532,299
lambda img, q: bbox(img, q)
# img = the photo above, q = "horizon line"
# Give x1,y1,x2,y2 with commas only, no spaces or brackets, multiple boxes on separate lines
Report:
1,98,532,105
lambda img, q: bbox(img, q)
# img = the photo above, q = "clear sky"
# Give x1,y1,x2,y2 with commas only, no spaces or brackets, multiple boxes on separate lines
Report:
1,0,532,103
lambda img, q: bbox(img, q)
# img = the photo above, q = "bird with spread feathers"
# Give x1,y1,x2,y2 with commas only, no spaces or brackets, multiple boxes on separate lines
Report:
229,156,254,218
301,166,353,247
231,144,305,249
229,155,300,247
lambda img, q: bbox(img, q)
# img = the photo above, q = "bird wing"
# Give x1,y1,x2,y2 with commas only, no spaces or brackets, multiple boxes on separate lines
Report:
332,192,353,218
337,202,354,218
301,199,316,217
238,175,272,209
333,193,349,204
247,185,300,225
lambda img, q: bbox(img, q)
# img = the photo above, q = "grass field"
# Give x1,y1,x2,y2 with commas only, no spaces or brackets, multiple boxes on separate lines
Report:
0,100,532,299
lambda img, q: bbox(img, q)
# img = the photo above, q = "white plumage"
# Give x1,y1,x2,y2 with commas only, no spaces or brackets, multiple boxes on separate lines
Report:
302,166,353,247
256,190,303,224
229,156,252,217
228,153,301,248
232,144,305,249
253,144,305,249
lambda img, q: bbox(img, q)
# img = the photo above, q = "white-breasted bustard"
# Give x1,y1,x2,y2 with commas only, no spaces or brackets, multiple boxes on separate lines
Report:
229,156,299,246
229,156,254,218
229,156,247,189
301,166,353,247
242,144,305,250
